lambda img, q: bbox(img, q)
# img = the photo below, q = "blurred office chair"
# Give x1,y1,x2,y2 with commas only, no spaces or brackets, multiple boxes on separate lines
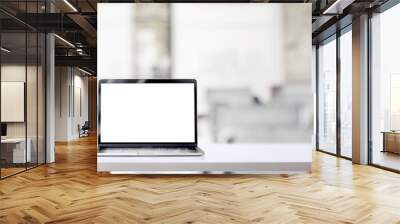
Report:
79,121,90,138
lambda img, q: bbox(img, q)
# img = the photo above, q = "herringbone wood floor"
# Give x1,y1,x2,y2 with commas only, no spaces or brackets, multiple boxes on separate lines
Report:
1,136,400,224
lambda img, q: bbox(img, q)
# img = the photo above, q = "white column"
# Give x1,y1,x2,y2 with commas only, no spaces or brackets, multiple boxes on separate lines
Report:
46,32,55,163
45,0,56,164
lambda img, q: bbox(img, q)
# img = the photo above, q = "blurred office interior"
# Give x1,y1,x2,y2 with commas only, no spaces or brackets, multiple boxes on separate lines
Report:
106,4,313,144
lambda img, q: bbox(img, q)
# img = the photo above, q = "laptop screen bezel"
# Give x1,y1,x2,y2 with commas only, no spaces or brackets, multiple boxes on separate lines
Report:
98,79,198,148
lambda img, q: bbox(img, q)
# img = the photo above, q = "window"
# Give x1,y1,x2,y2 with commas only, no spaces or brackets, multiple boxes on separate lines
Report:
340,29,352,158
317,37,337,154
370,3,400,171
316,26,353,159
0,1,46,179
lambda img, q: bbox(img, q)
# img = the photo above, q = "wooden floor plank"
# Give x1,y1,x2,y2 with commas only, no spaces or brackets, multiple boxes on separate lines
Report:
1,135,400,223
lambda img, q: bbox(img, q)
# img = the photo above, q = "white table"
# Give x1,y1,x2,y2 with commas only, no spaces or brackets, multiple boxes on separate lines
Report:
97,144,312,174
1,138,32,163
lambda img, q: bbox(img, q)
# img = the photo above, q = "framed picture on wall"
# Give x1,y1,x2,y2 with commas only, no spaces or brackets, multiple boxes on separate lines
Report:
1,81,25,122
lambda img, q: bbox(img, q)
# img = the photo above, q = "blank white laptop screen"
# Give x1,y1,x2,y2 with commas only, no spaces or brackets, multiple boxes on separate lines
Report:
100,83,195,143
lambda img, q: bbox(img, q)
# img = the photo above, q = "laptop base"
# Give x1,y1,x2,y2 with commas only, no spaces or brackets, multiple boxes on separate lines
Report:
98,147,204,157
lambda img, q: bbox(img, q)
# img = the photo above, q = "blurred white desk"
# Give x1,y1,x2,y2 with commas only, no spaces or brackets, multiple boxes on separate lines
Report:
1,138,31,163
97,144,312,174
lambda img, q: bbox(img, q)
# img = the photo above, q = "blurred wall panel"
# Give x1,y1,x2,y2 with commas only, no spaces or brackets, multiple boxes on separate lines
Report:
96,3,313,144
98,3,136,80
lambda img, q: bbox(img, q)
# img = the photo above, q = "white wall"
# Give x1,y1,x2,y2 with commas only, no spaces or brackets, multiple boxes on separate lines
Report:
55,67,89,141
55,67,69,141
72,74,89,138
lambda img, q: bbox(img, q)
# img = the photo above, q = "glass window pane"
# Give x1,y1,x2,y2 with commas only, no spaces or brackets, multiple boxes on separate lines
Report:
318,37,337,154
0,1,46,179
371,4,400,171
1,31,27,177
340,29,352,158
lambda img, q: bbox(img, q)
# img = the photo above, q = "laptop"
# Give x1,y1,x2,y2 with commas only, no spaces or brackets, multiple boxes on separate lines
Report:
98,79,204,157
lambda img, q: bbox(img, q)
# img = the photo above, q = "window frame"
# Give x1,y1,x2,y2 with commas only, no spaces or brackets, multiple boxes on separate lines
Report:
315,24,353,160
